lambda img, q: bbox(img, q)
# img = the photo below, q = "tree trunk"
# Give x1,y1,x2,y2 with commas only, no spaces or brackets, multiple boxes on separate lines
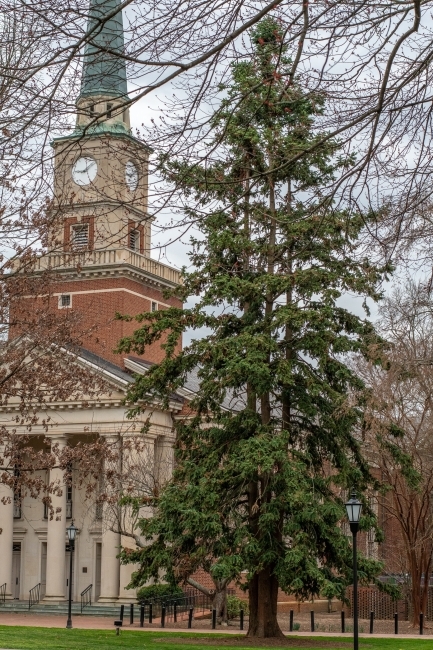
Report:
411,566,422,628
247,565,284,638
212,585,228,624
410,549,432,627
282,180,293,431
187,576,228,625
246,163,284,640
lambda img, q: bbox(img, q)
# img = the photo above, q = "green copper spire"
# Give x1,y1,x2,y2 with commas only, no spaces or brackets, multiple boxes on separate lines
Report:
79,0,128,100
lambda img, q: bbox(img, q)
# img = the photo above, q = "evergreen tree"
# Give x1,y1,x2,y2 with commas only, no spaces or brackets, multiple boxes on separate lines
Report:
117,17,391,638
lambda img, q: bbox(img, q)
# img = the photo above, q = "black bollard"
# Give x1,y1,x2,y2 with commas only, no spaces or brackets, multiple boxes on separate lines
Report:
212,609,217,629
341,610,345,633
120,604,124,623
188,607,193,629
289,609,294,632
240,609,244,631
369,611,374,634
310,610,315,632
174,603,177,623
130,603,134,625
394,612,398,635
149,604,153,624
420,612,424,635
161,606,166,628
140,604,144,628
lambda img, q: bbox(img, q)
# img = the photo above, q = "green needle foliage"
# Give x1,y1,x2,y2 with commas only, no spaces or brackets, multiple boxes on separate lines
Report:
117,17,393,639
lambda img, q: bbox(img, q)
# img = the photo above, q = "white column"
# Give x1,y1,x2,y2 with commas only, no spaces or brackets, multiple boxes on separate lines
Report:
154,435,174,486
98,434,120,603
43,435,67,602
115,434,153,602
118,547,138,602
98,526,120,603
0,453,14,599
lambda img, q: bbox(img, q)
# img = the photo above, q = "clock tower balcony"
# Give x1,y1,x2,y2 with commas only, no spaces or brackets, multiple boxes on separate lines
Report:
33,247,182,288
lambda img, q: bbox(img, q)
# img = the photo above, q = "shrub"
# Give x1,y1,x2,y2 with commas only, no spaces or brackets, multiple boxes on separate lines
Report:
226,595,249,619
136,583,183,602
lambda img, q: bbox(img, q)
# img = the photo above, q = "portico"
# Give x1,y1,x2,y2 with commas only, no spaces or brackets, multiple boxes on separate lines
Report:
0,362,178,606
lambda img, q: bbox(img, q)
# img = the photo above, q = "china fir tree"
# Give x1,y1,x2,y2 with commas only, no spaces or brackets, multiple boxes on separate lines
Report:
117,17,391,638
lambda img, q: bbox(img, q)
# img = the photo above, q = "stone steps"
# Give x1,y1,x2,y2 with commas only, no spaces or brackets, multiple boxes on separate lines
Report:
0,601,128,617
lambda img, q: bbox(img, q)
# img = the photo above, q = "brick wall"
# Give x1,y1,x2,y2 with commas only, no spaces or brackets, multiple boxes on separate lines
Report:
379,509,407,574
189,569,317,605
190,569,248,601
11,275,182,367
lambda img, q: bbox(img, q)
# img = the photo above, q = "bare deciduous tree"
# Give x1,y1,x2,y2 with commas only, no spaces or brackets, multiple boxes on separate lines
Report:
360,281,433,626
5,1,433,261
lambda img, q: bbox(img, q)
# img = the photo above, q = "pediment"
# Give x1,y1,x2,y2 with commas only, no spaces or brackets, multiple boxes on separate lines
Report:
0,339,129,412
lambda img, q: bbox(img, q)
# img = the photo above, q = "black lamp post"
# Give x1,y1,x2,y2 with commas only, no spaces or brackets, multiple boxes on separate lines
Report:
66,521,77,629
345,490,362,650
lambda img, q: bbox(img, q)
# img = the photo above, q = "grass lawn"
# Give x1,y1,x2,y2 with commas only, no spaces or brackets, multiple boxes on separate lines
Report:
0,627,432,650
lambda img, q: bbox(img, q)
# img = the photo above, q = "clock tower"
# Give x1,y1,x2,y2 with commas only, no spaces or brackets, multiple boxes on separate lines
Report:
43,0,182,366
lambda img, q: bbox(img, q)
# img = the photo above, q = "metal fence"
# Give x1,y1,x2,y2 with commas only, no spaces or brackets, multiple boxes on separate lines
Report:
347,586,415,621
117,588,213,626
138,588,212,625
115,588,252,631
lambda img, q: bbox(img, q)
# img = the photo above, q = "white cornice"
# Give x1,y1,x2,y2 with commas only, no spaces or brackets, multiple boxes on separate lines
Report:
25,248,182,291
124,358,148,375
0,395,183,415
89,523,102,537
46,263,178,291
13,527,28,541
50,199,154,221
0,400,124,413
34,528,48,541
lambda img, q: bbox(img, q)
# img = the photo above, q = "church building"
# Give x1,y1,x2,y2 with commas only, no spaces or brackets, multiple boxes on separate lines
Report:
0,0,184,607
0,0,402,620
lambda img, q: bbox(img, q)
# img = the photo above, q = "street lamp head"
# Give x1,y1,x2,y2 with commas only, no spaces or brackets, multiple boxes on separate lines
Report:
67,521,77,542
345,489,362,524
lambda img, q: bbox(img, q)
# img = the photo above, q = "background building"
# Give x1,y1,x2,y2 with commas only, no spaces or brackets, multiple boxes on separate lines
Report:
0,0,183,607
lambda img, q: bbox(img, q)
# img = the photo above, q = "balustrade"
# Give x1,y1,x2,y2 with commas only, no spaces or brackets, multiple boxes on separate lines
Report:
32,248,181,285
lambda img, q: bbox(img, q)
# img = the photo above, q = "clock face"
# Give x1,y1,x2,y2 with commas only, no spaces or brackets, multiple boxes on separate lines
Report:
72,157,97,186
125,161,139,191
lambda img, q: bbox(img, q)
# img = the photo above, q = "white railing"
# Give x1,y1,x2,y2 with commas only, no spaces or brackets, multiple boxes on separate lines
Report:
33,248,182,285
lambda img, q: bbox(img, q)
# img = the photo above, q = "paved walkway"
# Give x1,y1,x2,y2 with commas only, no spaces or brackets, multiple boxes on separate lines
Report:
0,612,431,639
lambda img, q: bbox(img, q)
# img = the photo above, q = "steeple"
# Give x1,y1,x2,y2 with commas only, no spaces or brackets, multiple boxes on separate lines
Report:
79,0,128,101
